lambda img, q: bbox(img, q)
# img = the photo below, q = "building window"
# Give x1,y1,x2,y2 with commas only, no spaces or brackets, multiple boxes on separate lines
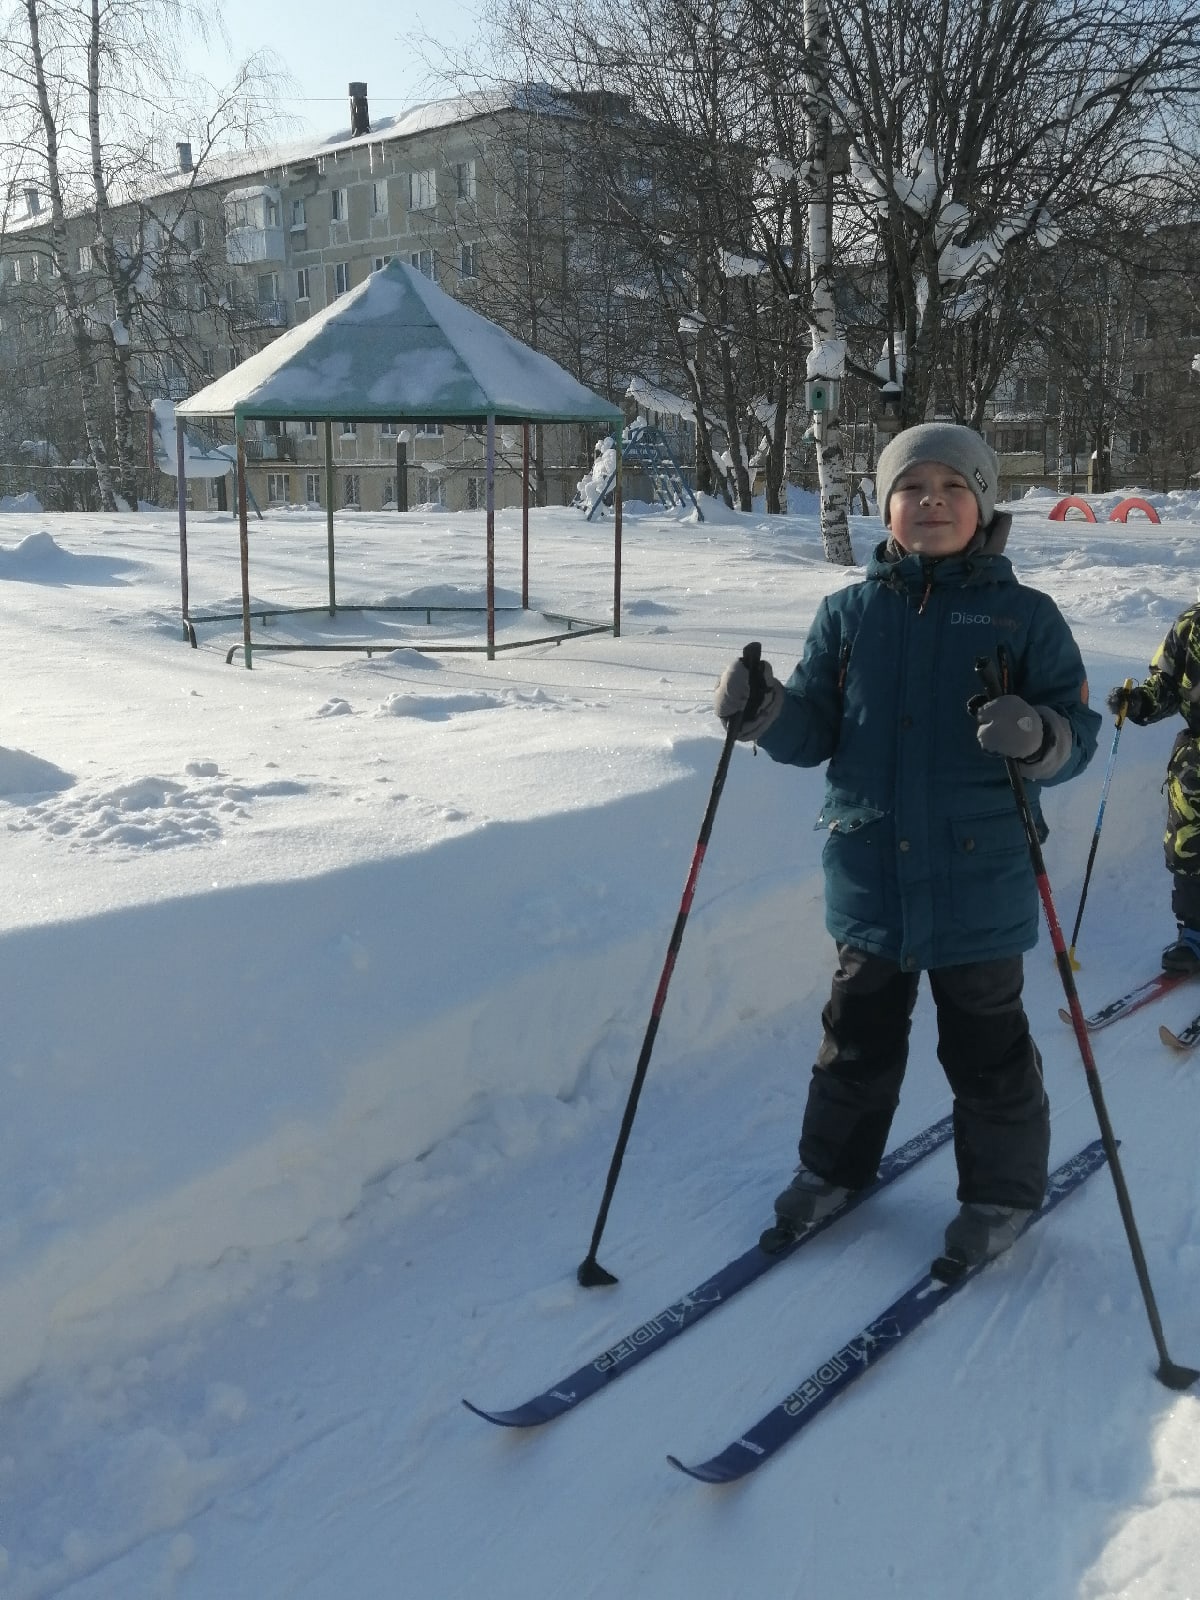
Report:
455,159,476,200
379,420,398,437
228,346,241,370
201,347,214,375
466,474,485,509
1133,311,1157,339
331,187,348,222
371,180,387,215
305,472,322,503
266,473,291,504
410,249,435,280
1131,371,1151,400
296,267,310,301
342,472,361,507
373,255,392,273
77,244,92,272
334,261,351,297
1130,429,1152,455
304,420,320,437
409,169,436,210
460,242,478,280
11,258,21,284
341,421,357,437
995,425,1045,455
415,472,444,506
382,475,395,505
265,197,280,227
416,421,443,437
291,198,306,228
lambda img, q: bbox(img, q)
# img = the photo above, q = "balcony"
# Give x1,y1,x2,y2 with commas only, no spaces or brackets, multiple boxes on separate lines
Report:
225,227,287,265
244,435,297,462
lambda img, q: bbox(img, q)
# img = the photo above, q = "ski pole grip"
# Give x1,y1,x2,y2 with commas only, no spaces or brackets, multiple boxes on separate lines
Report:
975,655,1003,701
740,640,765,724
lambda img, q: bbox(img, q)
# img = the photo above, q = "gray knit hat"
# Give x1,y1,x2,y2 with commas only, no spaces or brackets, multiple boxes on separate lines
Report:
875,423,999,529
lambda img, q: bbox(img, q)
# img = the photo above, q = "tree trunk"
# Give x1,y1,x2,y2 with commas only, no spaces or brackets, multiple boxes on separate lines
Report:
24,0,119,511
804,0,853,564
87,0,141,508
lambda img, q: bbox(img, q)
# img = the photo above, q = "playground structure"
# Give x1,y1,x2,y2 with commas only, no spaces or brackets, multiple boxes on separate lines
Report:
1048,494,1161,523
578,422,702,521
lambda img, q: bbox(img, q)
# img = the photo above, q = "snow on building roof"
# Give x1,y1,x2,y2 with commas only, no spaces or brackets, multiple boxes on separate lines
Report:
177,259,622,427
4,84,589,230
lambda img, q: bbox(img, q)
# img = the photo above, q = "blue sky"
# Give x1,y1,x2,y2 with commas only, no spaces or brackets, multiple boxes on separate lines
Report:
188,1,481,136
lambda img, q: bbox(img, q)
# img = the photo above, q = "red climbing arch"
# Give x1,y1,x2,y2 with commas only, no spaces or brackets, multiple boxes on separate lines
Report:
1108,496,1160,523
1048,496,1097,522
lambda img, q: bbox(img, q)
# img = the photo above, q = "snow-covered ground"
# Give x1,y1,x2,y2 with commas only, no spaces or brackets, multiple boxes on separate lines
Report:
1,486,1198,1598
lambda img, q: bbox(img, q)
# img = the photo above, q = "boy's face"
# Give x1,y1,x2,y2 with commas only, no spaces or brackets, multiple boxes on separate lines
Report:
887,461,980,556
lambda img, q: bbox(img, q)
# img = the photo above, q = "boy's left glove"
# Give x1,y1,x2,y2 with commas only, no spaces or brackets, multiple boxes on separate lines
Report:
974,694,1048,760
714,656,783,741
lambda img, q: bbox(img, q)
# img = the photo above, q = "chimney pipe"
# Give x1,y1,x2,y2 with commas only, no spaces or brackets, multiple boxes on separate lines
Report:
176,141,193,174
349,82,370,137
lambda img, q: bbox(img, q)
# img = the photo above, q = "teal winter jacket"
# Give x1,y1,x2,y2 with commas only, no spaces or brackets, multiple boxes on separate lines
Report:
757,526,1100,971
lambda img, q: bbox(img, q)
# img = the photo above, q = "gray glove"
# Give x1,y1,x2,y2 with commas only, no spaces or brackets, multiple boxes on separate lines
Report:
714,656,784,741
974,694,1046,760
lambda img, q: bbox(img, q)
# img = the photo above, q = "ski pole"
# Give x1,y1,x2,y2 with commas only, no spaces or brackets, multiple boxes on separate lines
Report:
577,642,763,1287
1067,678,1131,968
976,655,1196,1391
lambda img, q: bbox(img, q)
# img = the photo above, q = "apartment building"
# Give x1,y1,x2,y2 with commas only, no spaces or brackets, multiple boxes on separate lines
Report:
0,83,618,513
983,234,1200,498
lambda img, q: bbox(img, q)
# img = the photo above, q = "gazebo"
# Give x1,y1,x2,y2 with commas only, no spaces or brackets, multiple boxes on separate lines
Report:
175,260,624,666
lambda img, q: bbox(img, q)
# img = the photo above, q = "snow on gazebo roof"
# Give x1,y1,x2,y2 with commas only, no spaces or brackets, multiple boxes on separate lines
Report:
177,260,622,428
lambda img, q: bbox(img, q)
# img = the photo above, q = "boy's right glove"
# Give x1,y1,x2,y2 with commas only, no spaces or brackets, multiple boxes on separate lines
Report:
1106,684,1150,723
714,656,784,741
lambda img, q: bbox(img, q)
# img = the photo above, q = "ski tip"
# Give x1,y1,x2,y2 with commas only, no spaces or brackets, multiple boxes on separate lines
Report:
1058,1007,1072,1025
1159,1023,1185,1050
461,1397,506,1424
666,1452,744,1484
461,1397,543,1428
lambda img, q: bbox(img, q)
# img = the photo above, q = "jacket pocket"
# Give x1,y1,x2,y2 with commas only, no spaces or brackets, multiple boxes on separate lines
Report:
815,796,885,835
946,810,1031,938
818,795,889,932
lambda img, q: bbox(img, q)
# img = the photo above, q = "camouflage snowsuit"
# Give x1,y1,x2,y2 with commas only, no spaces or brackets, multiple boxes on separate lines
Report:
1127,603,1200,885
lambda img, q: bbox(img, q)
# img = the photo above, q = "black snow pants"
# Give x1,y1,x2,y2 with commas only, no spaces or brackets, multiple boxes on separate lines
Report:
797,945,1050,1210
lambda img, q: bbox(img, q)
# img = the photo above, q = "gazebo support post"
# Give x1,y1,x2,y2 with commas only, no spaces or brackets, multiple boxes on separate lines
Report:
175,418,191,641
613,426,623,638
237,427,253,668
486,412,496,660
522,422,530,610
324,419,336,615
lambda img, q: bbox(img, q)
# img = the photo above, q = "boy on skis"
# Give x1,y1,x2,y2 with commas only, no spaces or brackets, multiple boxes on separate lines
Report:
714,423,1100,1268
1107,607,1200,972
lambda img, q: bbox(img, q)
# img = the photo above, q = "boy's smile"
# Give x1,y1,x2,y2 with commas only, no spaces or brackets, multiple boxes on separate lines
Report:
887,462,981,556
